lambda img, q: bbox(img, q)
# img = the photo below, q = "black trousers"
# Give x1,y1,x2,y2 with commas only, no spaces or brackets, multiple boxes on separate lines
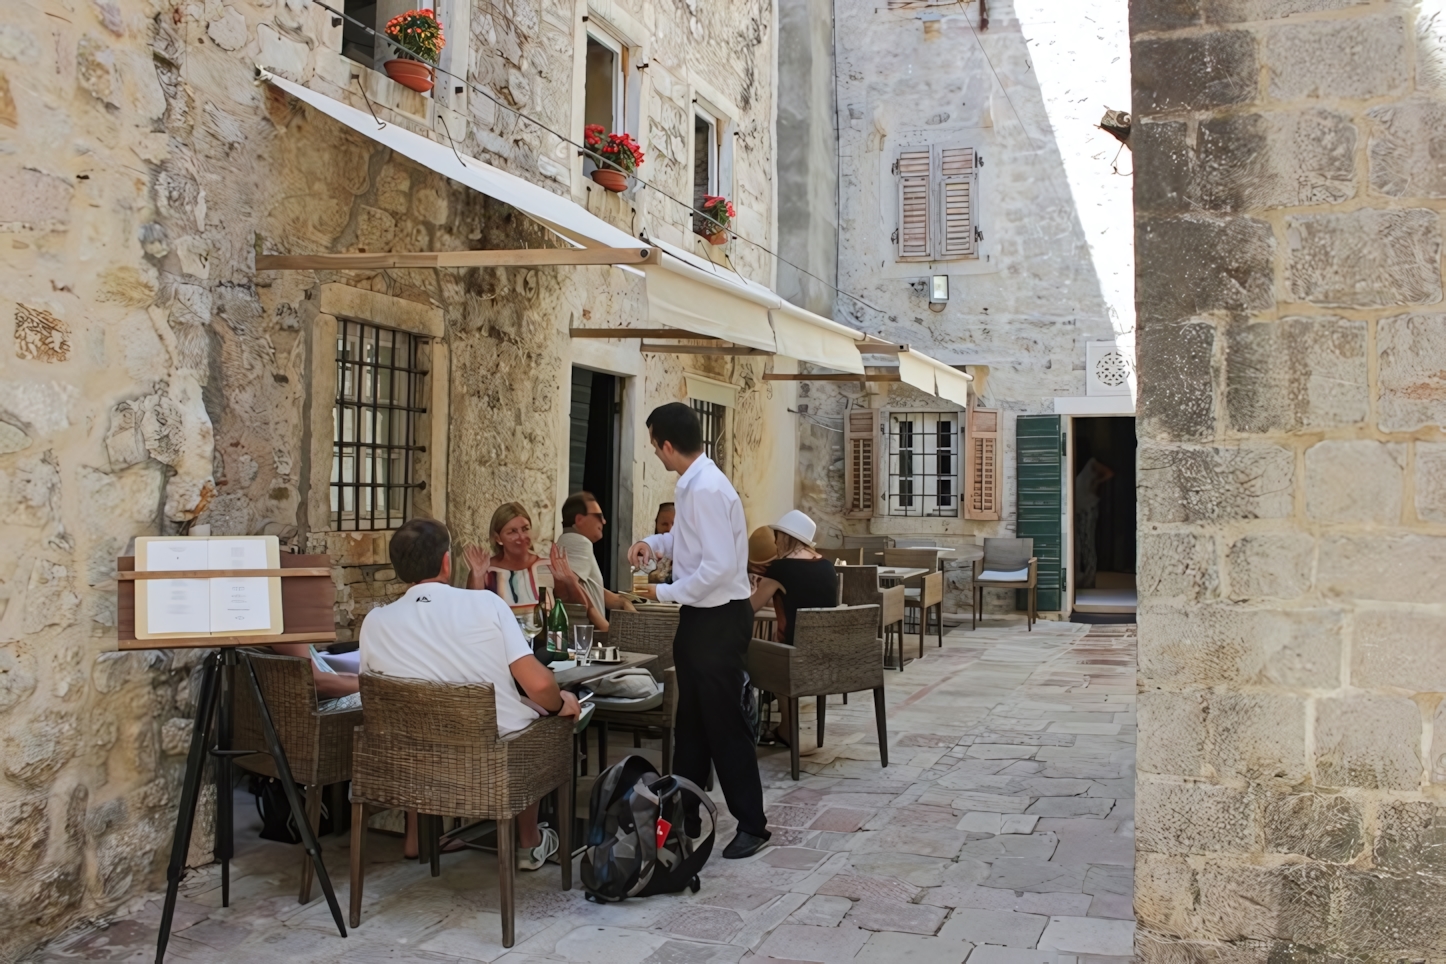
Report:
672,598,768,838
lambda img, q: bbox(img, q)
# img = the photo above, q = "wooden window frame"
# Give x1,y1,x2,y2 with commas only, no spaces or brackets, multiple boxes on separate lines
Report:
965,402,1000,521
893,143,980,263
884,410,960,519
845,408,881,519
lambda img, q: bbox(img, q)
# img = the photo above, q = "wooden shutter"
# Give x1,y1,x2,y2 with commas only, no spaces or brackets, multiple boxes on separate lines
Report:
938,147,976,258
845,408,880,519
1016,415,1064,612
896,149,932,261
964,404,999,521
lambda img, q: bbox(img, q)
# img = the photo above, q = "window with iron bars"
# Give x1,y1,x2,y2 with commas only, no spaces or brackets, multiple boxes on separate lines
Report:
331,320,427,531
886,411,959,517
691,398,727,473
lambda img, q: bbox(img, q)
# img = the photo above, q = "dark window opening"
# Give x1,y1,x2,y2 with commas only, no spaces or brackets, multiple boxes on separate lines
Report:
332,320,426,531
585,37,617,133
691,398,727,473
693,113,716,234
569,368,621,587
341,0,377,68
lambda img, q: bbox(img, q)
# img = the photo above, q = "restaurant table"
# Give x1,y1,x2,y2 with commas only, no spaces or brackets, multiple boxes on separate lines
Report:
551,650,656,688
876,566,929,586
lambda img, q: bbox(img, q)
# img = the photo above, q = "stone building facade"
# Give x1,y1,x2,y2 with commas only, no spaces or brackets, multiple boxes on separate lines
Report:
1132,0,1446,957
0,0,793,956
786,0,1136,614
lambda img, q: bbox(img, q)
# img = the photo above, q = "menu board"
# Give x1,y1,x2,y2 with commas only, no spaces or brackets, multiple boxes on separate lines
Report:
134,536,284,639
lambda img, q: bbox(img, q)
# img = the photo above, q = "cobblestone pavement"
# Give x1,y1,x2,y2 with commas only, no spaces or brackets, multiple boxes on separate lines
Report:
28,617,1136,964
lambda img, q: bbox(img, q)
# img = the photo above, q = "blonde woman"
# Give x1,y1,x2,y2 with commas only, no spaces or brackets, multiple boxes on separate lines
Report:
463,502,601,627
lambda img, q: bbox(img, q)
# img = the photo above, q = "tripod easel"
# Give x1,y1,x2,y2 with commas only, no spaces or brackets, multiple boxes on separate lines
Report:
117,554,347,963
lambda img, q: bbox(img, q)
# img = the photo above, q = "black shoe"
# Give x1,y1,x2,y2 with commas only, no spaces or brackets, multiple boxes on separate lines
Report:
722,830,771,859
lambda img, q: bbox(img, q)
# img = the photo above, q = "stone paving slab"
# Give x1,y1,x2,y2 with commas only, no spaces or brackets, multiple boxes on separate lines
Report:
25,619,1137,964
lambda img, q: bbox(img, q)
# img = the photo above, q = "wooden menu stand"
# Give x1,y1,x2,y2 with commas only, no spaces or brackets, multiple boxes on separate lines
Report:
117,554,347,962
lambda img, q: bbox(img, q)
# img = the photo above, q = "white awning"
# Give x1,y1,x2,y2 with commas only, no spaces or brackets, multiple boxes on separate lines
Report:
896,348,973,406
257,72,914,384
262,70,637,251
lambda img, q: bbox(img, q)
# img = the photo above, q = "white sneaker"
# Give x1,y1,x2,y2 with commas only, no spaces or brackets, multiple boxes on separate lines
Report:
518,825,559,871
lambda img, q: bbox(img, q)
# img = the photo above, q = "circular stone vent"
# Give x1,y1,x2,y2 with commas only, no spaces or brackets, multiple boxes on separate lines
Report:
1094,350,1131,387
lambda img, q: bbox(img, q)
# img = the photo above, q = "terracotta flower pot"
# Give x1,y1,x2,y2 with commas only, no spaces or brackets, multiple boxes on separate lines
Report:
591,169,629,192
384,59,434,93
706,229,728,246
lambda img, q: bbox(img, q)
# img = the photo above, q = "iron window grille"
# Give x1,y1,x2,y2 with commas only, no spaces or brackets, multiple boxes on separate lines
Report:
691,398,727,472
331,320,427,531
886,411,959,517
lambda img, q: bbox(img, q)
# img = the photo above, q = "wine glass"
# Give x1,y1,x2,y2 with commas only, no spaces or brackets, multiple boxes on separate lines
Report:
573,625,595,665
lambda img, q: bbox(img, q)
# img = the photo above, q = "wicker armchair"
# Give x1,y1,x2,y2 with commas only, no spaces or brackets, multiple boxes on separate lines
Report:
905,570,945,658
971,537,1038,631
748,605,888,781
590,607,679,774
840,567,907,670
348,674,574,947
818,546,863,566
234,650,362,904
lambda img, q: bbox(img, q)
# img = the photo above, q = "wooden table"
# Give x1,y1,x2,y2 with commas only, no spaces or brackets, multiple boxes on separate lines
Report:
552,650,655,688
876,566,929,585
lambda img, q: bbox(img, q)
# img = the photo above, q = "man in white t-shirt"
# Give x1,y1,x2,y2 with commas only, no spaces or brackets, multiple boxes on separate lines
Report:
359,519,581,869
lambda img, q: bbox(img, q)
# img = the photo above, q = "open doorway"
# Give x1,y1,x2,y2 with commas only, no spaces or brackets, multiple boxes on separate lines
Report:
568,368,621,587
1071,416,1136,617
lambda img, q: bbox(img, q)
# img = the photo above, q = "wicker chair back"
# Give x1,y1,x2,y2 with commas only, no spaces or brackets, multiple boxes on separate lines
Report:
882,548,939,572
234,650,331,783
790,605,884,695
840,566,882,607
605,608,680,678
982,537,1034,572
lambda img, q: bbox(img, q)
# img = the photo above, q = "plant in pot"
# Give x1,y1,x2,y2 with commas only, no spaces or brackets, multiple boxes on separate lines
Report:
697,195,736,245
383,8,445,93
584,124,645,192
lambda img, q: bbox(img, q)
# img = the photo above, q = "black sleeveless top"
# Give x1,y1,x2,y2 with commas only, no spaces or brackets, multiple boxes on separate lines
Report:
763,557,838,645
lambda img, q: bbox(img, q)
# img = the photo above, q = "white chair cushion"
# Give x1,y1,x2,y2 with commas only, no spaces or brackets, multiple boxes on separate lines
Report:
589,691,665,712
979,567,1029,581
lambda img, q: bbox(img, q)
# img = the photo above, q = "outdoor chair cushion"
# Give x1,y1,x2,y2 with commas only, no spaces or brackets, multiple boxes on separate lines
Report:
589,691,666,712
979,567,1029,581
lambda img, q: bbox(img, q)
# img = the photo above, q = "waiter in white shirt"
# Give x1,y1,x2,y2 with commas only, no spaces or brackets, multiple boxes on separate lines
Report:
629,402,771,860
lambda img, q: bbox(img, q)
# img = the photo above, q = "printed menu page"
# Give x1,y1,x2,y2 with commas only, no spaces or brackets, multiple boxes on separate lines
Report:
136,536,281,637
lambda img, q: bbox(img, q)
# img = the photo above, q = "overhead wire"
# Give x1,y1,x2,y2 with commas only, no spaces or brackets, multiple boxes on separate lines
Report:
302,0,892,321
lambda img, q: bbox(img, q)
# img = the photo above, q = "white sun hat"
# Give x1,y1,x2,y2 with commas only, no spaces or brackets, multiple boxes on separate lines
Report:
769,509,817,547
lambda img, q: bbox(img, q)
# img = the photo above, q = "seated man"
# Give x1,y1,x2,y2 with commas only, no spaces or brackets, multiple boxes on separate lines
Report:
555,491,637,631
359,518,581,867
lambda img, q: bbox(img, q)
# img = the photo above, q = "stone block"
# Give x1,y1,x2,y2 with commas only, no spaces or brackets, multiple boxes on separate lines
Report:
1131,0,1200,33
845,899,949,936
1224,316,1367,433
1435,698,1446,785
1415,443,1446,522
0,796,48,875
1204,0,1371,22
1133,120,1194,215
1194,861,1333,943
1136,216,1274,324
1368,97,1446,199
1263,793,1364,863
1134,853,1193,934
790,894,852,927
856,931,975,964
1139,444,1293,523
1286,209,1441,309
938,908,1047,947
1314,694,1423,790
1139,604,1341,693
1370,798,1446,876
1337,869,1446,949
1197,109,1356,211
1305,440,1404,524
1137,531,1217,602
1136,780,1258,855
1037,916,1136,956
1138,322,1216,443
1224,533,1314,601
1317,534,1446,603
1133,31,1257,114
1351,609,1446,692
983,857,1086,893
1265,15,1407,101
1378,313,1446,432
1206,692,1308,783
756,924,870,963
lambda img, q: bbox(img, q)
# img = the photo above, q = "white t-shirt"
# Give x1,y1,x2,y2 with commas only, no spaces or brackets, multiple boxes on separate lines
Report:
358,582,539,736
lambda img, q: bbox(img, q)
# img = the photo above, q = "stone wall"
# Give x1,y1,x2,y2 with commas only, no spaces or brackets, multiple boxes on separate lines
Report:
1133,0,1446,957
0,0,782,956
793,0,1132,611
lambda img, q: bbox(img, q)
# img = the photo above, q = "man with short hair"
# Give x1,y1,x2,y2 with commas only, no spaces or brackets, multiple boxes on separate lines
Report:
556,491,635,631
359,518,581,867
628,402,770,860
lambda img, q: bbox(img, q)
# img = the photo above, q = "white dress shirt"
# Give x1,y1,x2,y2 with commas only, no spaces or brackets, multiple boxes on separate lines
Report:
642,454,751,608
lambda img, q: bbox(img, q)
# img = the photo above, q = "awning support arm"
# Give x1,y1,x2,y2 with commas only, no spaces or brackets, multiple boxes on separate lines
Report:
763,373,902,382
256,246,661,271
569,328,722,341
640,344,771,356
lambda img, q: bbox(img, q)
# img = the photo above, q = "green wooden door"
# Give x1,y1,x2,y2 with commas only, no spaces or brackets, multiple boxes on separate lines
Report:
1015,415,1064,612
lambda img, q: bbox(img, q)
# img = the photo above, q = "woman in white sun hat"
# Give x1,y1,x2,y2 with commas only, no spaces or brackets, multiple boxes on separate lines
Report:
749,509,838,746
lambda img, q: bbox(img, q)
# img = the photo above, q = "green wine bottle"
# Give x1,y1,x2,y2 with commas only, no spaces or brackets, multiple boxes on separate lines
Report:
548,593,569,654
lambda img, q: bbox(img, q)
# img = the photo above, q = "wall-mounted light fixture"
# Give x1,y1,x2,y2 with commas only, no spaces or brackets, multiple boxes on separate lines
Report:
929,274,949,311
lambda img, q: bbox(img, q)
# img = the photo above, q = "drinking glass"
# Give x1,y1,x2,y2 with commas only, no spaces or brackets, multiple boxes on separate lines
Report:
573,625,595,665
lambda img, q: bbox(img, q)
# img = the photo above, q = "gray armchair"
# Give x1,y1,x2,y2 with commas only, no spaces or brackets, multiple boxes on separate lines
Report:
970,537,1038,631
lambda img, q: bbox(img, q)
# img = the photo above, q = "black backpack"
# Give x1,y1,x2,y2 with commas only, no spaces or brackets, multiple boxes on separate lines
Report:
580,755,716,902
